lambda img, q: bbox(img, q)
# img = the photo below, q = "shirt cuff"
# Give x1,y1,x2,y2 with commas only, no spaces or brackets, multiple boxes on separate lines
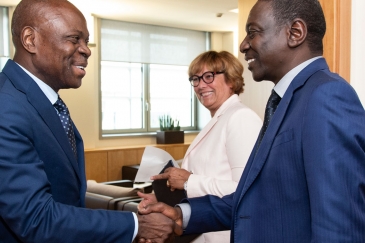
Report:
176,203,191,229
132,212,138,242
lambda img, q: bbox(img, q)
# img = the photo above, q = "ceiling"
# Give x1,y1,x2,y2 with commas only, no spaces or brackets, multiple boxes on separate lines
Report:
0,0,239,32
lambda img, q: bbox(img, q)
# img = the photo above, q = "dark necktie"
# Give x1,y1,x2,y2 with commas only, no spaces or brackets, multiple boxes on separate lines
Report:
257,89,281,146
53,96,77,158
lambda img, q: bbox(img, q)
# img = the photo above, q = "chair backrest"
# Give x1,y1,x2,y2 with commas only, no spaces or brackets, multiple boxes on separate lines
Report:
85,192,115,210
85,192,141,210
87,180,140,198
122,202,140,213
85,180,142,210
115,198,142,212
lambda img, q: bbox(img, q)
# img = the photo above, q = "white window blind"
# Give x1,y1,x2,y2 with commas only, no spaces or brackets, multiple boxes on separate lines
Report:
0,7,9,70
100,19,208,135
101,19,207,66
0,7,9,57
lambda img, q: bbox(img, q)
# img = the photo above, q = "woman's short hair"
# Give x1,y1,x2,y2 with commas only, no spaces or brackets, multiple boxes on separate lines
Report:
188,51,244,95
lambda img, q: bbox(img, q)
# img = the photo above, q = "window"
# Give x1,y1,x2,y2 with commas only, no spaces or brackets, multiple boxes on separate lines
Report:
100,19,209,135
0,7,10,70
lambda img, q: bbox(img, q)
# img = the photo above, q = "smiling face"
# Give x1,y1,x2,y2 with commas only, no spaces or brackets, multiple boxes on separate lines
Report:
193,66,233,117
30,3,91,92
240,1,289,84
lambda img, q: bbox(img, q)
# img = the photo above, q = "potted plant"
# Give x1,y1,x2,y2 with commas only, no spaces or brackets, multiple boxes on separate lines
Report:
156,115,184,144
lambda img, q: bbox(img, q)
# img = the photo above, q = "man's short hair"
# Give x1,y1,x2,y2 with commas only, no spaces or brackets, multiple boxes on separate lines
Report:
260,0,326,53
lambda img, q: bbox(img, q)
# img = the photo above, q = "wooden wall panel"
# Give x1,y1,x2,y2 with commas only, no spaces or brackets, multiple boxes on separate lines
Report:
84,151,108,182
107,148,145,181
84,143,191,182
320,0,336,72
319,0,352,82
164,144,189,161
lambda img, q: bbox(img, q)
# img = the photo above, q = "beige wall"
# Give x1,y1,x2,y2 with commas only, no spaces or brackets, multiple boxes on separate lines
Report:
211,32,237,56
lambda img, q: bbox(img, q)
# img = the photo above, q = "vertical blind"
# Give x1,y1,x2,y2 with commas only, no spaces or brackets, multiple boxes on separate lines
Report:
0,7,9,57
101,19,208,66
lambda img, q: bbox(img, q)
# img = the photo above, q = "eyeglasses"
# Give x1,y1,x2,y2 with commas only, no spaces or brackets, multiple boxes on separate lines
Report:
188,71,224,87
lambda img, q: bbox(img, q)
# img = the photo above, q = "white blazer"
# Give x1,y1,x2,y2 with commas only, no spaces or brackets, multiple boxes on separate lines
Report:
182,94,262,243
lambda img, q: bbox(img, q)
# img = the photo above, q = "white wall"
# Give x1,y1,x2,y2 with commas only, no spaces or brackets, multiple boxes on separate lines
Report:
350,0,365,106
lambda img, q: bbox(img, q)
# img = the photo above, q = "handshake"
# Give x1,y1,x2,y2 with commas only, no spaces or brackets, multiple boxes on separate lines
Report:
136,191,183,243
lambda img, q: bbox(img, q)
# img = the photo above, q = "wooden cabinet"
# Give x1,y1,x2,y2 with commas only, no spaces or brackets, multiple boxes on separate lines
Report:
84,143,190,182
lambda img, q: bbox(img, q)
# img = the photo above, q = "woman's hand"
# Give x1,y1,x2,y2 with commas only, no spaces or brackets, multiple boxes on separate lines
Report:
150,167,192,191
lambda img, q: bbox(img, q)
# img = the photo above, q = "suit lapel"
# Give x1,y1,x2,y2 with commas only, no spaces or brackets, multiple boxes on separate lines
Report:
2,60,82,182
184,114,219,159
184,95,238,159
236,58,329,204
28,84,81,174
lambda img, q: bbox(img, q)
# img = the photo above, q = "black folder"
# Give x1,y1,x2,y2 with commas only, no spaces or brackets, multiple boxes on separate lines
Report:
152,160,200,243
152,160,186,206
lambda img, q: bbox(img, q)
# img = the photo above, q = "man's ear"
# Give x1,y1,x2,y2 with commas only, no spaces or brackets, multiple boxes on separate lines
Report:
20,26,37,53
288,18,307,48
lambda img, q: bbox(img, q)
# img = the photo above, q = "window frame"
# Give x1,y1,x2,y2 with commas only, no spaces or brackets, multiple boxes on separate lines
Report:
0,6,10,70
145,63,198,132
98,19,209,137
100,61,198,136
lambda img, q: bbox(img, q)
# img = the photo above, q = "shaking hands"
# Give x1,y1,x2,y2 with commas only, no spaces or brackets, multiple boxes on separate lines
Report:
136,192,183,243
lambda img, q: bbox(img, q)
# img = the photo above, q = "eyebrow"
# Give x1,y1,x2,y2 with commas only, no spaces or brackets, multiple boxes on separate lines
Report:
65,29,89,37
246,22,256,32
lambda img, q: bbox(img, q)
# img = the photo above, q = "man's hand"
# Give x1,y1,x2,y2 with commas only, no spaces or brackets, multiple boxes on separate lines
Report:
136,211,182,243
150,167,191,191
137,192,158,212
139,202,183,232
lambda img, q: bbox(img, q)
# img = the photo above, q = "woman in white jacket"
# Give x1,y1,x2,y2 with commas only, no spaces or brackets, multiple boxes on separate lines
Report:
141,51,262,243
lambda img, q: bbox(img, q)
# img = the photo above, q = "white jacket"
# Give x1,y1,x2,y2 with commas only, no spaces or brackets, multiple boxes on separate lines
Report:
182,94,262,243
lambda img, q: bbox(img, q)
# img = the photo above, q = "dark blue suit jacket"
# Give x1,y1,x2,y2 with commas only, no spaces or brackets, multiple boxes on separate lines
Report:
0,60,134,242
184,58,365,242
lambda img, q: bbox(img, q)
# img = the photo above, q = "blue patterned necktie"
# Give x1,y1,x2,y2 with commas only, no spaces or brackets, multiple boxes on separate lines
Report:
53,96,77,158
257,89,281,146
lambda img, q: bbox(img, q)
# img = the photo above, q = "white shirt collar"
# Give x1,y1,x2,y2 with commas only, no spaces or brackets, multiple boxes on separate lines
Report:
274,56,323,98
16,63,58,104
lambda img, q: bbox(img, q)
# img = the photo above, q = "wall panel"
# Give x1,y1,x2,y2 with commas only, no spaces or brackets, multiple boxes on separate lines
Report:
319,0,352,82
85,144,190,182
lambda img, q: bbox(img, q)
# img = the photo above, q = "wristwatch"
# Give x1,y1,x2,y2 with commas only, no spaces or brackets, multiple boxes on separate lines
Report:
183,181,188,191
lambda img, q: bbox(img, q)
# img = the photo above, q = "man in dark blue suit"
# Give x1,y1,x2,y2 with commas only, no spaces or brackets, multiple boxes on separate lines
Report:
0,0,179,242
140,0,365,242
